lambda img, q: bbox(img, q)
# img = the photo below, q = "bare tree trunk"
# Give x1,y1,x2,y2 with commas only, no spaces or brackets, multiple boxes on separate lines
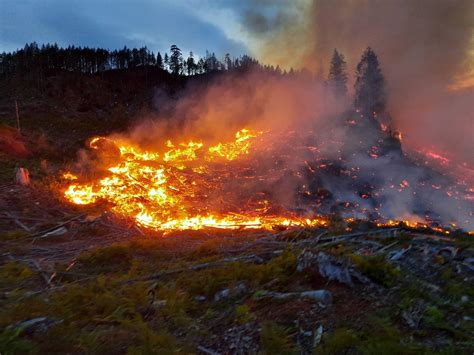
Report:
15,100,21,133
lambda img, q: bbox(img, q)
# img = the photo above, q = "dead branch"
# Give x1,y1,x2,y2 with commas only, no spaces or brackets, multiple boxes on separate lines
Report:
197,345,221,355
29,260,53,288
26,214,86,239
4,212,32,232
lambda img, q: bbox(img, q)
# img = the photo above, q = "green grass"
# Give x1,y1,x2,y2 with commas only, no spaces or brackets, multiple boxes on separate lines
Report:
351,254,400,287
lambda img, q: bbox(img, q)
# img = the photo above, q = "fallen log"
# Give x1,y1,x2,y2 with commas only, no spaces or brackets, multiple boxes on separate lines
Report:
256,290,333,306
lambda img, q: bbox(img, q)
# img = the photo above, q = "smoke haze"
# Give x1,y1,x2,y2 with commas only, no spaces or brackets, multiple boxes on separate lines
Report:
242,0,474,164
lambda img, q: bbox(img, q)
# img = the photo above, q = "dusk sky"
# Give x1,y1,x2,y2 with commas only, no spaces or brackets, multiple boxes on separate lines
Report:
0,0,268,57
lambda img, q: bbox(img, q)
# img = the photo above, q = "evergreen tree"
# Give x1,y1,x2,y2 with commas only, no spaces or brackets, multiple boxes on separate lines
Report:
328,49,347,97
169,45,183,75
156,52,163,69
164,53,169,71
224,53,232,70
354,47,386,117
186,51,196,75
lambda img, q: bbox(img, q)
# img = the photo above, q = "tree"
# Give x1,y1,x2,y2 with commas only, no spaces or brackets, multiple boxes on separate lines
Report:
354,47,386,117
224,53,232,70
186,51,196,75
156,52,163,69
164,53,169,71
328,49,347,97
169,45,183,75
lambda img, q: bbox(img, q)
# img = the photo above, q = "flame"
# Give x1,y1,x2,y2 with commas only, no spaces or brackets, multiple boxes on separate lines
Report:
207,128,261,160
64,128,328,231
63,128,472,234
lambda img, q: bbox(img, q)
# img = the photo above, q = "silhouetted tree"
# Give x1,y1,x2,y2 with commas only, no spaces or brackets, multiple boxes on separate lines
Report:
328,49,347,97
169,45,183,75
186,52,196,75
164,53,169,71
354,47,386,117
156,52,163,69
224,53,232,70
0,42,276,78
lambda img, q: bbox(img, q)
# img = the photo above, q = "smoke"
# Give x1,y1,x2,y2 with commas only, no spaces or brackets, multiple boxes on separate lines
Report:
95,66,471,230
125,70,346,146
242,0,474,164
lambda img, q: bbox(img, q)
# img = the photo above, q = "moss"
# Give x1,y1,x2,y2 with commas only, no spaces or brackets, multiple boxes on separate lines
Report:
351,254,400,287
317,318,424,355
423,306,445,328
316,328,359,354
0,230,30,241
235,304,256,324
260,322,296,354
154,285,195,328
174,249,297,298
0,261,34,289
0,328,35,355
77,244,132,273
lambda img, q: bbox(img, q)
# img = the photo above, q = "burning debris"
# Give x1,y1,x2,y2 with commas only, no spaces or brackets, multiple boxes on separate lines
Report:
61,116,473,234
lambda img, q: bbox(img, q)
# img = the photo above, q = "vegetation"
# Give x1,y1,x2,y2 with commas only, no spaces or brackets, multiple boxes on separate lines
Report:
0,42,282,77
328,49,348,97
354,47,386,118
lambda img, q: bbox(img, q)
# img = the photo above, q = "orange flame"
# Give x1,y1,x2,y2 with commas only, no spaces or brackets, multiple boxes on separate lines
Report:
64,128,327,231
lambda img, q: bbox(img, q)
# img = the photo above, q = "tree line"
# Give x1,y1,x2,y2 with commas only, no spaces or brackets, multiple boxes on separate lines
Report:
1,42,387,120
0,42,285,76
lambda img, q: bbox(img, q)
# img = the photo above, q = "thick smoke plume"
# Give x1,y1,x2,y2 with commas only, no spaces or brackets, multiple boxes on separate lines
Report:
242,0,474,165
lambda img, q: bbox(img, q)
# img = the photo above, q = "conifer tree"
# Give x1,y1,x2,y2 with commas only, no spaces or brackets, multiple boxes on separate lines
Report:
328,49,348,97
354,47,386,117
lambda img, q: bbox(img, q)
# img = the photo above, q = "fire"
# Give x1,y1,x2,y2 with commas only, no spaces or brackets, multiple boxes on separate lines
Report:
207,128,260,160
63,128,327,231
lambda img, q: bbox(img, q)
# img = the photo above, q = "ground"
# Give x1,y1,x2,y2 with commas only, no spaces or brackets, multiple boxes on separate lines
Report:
0,182,473,354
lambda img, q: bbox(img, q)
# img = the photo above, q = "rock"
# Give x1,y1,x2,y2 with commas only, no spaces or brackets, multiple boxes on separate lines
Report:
151,300,167,308
462,257,474,272
300,290,333,306
8,317,62,335
194,295,207,302
437,247,458,261
317,252,353,286
297,250,316,272
256,289,333,306
401,300,425,329
313,325,324,347
214,288,230,302
234,282,247,296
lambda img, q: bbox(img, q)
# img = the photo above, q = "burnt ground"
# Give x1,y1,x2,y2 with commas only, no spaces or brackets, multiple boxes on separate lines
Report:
0,184,473,354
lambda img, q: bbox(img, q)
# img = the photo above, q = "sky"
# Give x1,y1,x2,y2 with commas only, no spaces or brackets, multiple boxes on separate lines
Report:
0,0,254,57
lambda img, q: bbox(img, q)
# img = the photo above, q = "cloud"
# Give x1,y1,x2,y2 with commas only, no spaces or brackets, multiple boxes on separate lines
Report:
0,0,247,56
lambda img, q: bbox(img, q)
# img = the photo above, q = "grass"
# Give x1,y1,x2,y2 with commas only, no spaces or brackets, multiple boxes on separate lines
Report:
0,229,472,353
317,316,425,355
351,254,400,287
260,322,296,354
